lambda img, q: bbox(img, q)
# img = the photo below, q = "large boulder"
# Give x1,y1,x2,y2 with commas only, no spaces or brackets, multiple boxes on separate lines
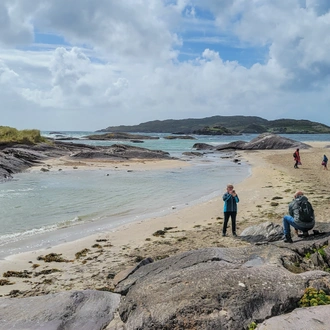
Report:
215,133,310,150
240,222,284,243
114,235,330,330
0,290,121,330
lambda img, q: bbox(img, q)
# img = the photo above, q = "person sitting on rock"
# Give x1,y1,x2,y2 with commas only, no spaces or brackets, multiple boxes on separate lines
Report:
282,191,315,243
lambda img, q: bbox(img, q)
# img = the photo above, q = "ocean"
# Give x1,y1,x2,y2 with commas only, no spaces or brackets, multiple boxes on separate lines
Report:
1,132,329,258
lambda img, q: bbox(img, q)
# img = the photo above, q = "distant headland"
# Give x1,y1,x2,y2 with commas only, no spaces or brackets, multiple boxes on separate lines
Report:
97,115,330,135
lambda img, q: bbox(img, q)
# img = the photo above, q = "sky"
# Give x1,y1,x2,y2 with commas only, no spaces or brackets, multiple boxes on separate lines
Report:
1,0,330,131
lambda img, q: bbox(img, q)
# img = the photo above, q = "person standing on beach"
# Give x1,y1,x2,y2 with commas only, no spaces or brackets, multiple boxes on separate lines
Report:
322,154,328,170
222,184,239,237
282,191,315,243
293,148,301,169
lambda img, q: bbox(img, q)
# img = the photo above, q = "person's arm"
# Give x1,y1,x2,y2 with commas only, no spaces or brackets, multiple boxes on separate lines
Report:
223,193,231,201
288,201,294,217
234,195,239,203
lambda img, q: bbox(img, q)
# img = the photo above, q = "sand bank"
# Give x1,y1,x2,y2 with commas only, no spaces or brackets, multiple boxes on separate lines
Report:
1,142,329,297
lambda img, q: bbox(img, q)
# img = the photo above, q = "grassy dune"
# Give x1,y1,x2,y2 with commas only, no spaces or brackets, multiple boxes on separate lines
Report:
0,126,47,145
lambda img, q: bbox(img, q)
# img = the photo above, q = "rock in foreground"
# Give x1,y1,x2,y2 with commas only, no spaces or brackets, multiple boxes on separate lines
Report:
113,232,330,330
0,290,121,330
257,305,330,329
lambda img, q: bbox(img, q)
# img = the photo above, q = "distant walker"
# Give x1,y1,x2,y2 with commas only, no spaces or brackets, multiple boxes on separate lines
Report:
293,148,301,169
322,154,328,170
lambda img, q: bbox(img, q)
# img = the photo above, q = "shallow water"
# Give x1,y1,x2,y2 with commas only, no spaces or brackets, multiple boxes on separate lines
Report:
1,132,329,258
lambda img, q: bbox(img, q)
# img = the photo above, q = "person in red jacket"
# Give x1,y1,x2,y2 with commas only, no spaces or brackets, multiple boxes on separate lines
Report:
293,148,301,169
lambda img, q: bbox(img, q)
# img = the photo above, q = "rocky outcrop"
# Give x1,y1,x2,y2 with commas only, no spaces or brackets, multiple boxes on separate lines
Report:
192,143,215,150
112,230,330,330
215,133,310,150
2,227,330,329
71,144,170,160
0,290,121,330
0,141,172,181
0,148,47,182
164,135,195,140
84,132,159,140
182,151,203,157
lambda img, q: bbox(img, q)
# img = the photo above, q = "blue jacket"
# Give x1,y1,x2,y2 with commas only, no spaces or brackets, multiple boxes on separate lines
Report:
223,193,239,212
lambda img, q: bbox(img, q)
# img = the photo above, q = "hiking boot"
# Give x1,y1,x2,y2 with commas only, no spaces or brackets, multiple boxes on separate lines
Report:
302,231,309,238
283,235,293,243
222,233,226,237
233,233,237,237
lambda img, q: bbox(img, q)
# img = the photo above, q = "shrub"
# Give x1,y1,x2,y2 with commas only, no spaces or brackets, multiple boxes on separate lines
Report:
247,322,257,330
298,287,330,307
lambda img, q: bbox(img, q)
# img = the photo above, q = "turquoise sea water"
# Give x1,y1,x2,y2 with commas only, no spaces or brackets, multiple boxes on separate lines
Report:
1,132,329,258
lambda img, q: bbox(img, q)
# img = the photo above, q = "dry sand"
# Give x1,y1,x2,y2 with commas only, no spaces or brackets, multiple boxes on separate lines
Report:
1,142,329,297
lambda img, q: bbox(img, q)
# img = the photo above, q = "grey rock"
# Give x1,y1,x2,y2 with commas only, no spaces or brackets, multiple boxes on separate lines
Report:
215,140,248,150
71,144,171,160
0,290,121,330
129,140,144,143
114,241,330,330
113,257,154,287
84,132,159,140
0,141,173,181
182,151,203,157
192,143,215,150
240,222,284,243
164,135,195,140
216,133,310,151
0,148,46,182
257,305,330,330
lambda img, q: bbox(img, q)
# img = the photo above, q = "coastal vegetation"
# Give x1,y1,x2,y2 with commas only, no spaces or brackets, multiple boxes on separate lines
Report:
0,126,47,145
98,115,330,135
298,288,330,307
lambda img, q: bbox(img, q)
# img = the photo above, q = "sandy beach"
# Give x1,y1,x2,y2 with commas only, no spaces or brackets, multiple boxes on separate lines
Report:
1,142,330,297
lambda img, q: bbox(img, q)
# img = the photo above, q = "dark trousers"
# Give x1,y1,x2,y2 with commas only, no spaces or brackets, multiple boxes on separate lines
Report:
223,212,237,234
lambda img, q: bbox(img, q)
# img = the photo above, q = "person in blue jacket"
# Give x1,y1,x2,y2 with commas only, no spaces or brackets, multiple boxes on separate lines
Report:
222,184,239,237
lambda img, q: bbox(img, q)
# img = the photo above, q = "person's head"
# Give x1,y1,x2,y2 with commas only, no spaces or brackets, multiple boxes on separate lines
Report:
226,184,234,192
294,190,304,199
296,148,299,152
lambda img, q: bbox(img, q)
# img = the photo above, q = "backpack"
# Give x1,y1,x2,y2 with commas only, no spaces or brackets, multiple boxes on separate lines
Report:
298,199,314,223
293,152,296,158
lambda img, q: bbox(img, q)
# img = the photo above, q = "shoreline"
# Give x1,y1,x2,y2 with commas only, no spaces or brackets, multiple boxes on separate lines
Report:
1,154,246,259
1,142,330,297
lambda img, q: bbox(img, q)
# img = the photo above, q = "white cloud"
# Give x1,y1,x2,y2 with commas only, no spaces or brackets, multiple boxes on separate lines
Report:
0,0,330,130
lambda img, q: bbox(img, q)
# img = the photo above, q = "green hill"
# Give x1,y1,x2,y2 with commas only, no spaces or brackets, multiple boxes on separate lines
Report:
97,116,330,135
